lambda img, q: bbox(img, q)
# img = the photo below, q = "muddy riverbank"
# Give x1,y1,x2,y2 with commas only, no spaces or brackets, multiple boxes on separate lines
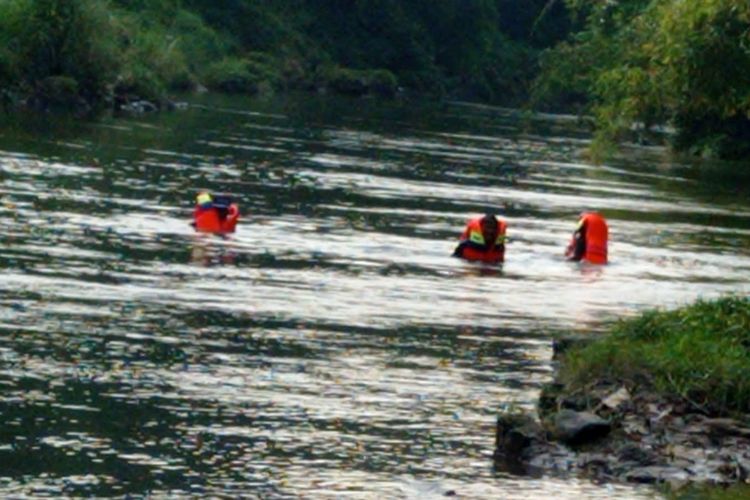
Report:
495,331,750,489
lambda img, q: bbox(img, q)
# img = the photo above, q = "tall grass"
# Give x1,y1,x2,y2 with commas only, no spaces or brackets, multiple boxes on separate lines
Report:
561,296,750,415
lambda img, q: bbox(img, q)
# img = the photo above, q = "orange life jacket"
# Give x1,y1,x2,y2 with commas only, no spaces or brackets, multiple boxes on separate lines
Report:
193,204,239,233
457,217,507,263
580,212,608,264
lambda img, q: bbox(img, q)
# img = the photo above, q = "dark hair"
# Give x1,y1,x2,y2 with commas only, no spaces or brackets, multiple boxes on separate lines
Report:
481,213,498,225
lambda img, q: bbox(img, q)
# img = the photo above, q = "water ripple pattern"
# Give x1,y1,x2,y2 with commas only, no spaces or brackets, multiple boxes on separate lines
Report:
1,94,748,498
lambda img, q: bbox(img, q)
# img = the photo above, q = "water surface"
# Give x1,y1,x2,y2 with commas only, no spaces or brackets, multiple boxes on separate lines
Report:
1,94,749,498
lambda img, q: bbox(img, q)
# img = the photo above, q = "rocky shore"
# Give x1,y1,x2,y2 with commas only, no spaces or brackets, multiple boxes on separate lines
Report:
494,338,750,488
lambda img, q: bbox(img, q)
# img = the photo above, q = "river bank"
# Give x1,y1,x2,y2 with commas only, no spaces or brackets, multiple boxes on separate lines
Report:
494,297,750,494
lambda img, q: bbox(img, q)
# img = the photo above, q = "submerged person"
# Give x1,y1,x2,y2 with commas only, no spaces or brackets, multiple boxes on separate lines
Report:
565,211,608,264
452,213,507,264
192,192,240,233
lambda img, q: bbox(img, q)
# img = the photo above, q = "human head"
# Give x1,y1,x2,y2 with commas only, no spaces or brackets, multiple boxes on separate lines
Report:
196,192,212,207
480,213,499,241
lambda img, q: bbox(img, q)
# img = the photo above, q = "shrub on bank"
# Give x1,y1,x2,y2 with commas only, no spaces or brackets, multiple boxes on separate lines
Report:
561,296,750,415
1,0,120,107
203,55,280,94
317,66,398,98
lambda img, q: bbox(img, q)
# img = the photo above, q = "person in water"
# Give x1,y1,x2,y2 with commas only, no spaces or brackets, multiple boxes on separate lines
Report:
452,213,507,263
192,192,240,233
565,211,608,264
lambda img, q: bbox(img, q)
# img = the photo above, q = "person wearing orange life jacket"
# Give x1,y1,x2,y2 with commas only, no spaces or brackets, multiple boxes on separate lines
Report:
565,211,608,264
192,192,240,233
452,213,507,263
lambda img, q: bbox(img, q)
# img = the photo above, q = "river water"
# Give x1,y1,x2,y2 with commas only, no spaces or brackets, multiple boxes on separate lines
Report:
1,94,749,498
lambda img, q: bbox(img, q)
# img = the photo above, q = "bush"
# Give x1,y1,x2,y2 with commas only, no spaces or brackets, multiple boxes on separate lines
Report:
203,57,257,94
202,53,283,94
114,10,196,95
318,65,399,97
170,9,231,76
368,70,398,97
537,0,750,160
21,0,120,103
114,64,167,104
34,75,79,108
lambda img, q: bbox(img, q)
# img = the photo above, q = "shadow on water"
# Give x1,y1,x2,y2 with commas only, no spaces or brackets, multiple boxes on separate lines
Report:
1,92,748,498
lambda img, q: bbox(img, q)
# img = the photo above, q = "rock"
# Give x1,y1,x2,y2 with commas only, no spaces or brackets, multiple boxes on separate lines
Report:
538,383,564,418
497,349,750,485
703,418,750,438
560,393,597,412
552,410,611,445
666,477,690,491
172,101,189,110
118,99,158,114
621,465,689,484
616,443,658,465
577,452,611,472
526,443,577,473
622,415,649,436
494,413,543,462
601,387,631,410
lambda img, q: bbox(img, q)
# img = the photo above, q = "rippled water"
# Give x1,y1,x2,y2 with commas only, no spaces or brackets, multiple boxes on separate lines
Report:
1,94,749,498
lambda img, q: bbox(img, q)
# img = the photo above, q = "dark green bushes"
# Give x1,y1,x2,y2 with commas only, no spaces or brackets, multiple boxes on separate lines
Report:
0,0,235,110
203,55,282,94
0,0,577,111
317,66,398,98
561,296,750,415
535,0,750,160
0,0,119,107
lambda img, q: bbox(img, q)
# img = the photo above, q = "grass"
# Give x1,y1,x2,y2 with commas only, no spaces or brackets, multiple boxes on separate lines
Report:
667,483,750,500
560,296,750,415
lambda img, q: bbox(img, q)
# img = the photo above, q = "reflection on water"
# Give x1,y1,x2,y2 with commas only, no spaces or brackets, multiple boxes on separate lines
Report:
1,93,749,498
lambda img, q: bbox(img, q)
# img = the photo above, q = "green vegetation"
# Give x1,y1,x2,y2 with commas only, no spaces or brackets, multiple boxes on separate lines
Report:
668,483,750,500
0,0,568,112
534,0,750,160
1,0,748,160
560,296,750,415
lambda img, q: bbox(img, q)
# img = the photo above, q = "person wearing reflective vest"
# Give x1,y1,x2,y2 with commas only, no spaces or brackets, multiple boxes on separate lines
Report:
453,213,507,263
192,192,240,233
565,211,608,264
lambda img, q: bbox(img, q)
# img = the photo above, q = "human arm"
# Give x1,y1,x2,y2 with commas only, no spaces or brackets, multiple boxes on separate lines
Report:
566,221,587,261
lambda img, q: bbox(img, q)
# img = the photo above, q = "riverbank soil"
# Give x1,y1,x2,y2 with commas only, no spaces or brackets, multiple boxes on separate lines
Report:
495,299,750,489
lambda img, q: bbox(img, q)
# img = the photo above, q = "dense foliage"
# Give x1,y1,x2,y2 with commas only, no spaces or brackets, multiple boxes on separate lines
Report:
561,296,750,415
0,0,568,110
535,0,750,159
0,0,748,160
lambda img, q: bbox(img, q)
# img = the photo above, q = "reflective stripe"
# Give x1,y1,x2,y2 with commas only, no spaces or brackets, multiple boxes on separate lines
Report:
469,230,485,245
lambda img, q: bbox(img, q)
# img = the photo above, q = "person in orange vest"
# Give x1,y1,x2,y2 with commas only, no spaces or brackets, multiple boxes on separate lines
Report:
192,192,240,233
452,213,507,263
565,211,608,264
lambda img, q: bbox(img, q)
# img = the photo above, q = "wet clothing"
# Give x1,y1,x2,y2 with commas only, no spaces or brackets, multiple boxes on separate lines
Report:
453,217,507,263
192,195,239,233
566,212,608,264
